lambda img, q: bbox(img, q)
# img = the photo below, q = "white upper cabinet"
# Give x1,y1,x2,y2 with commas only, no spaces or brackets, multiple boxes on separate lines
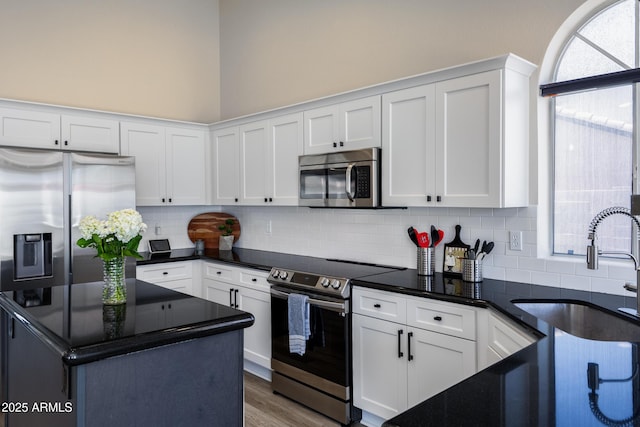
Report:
382,85,437,206
212,126,240,205
269,113,303,205
382,58,534,208
303,95,381,154
434,70,503,207
214,112,302,206
121,122,206,206
0,108,119,153
60,115,120,153
240,120,270,204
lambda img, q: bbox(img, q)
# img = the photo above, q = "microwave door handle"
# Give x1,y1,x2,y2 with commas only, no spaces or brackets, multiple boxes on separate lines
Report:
345,164,356,202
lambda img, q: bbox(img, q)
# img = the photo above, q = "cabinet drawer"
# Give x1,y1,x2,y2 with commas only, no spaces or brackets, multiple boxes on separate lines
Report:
406,297,476,340
203,262,236,281
239,270,270,292
352,287,406,324
137,261,192,283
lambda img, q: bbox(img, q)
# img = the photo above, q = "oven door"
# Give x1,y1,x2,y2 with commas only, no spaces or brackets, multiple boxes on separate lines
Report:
270,286,349,387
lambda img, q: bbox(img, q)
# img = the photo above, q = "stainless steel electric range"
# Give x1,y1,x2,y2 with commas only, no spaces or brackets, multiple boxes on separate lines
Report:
267,259,402,426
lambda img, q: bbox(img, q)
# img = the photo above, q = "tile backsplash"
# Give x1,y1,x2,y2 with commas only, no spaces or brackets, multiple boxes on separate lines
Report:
138,205,635,296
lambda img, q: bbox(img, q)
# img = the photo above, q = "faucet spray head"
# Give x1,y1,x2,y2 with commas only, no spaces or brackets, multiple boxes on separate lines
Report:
587,243,598,270
587,232,598,270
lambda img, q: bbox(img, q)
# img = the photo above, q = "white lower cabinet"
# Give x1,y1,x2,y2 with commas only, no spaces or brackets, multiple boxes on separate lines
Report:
353,286,537,422
136,261,197,297
352,287,476,420
202,261,271,379
476,308,538,371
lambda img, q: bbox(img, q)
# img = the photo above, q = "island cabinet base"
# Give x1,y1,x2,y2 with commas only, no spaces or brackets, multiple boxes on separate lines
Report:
77,330,244,427
2,316,244,427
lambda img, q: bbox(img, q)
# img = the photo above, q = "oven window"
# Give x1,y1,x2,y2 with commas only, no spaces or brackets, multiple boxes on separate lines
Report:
271,295,349,386
299,170,326,199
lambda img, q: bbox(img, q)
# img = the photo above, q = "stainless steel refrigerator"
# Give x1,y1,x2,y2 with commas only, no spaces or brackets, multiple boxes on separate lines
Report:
0,148,136,291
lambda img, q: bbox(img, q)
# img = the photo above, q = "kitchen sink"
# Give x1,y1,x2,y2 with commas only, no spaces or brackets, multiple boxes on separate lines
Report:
513,299,640,342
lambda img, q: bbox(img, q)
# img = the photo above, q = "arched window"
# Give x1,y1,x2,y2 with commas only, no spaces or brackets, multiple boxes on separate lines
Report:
550,0,638,256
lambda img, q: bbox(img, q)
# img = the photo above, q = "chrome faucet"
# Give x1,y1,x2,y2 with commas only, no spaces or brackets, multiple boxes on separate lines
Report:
587,204,640,317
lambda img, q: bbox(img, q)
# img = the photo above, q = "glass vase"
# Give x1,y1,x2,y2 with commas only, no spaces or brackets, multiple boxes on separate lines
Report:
103,257,127,305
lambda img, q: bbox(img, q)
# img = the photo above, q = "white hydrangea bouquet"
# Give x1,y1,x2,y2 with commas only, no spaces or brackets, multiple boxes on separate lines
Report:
76,209,147,261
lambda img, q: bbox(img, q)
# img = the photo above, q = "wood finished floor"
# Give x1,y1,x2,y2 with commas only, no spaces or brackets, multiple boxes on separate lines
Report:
244,372,367,427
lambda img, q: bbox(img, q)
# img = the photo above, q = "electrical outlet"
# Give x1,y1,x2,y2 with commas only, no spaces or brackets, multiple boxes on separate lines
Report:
155,224,161,235
509,231,523,251
265,220,272,235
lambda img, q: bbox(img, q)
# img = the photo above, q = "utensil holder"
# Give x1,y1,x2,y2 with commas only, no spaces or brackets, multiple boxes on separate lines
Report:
462,258,483,282
417,247,435,276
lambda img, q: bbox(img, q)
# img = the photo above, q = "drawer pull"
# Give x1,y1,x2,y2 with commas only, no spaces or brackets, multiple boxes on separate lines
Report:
217,271,222,275
397,330,404,358
374,303,381,308
434,316,443,321
252,278,257,282
162,272,169,275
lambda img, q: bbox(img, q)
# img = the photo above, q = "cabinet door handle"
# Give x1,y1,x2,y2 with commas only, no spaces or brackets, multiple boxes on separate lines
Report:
64,140,69,146
339,141,344,147
397,329,404,358
408,331,414,361
374,303,381,308
434,316,442,321
333,142,337,148
229,288,234,307
161,198,165,203
54,140,59,146
436,195,442,202
427,195,432,202
234,289,239,308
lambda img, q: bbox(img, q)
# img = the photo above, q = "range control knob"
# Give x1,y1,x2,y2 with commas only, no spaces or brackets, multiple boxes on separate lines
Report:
271,270,280,278
331,279,341,289
279,271,289,280
320,277,330,287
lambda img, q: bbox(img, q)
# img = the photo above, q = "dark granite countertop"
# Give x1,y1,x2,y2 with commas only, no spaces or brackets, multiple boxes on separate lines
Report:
0,279,254,366
350,271,640,427
139,248,640,426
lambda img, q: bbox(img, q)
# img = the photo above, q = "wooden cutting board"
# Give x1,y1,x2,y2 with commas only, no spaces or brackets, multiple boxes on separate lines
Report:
187,212,241,249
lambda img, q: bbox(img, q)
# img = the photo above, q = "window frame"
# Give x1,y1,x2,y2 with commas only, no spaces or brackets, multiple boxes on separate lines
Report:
546,0,640,258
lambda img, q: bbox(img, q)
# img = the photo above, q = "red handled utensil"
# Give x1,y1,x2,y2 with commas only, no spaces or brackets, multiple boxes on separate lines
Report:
417,232,430,248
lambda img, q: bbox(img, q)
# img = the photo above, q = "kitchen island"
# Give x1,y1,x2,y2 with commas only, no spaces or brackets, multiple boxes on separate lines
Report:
0,279,254,427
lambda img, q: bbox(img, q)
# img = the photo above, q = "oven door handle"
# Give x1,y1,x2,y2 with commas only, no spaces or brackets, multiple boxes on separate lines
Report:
270,288,346,314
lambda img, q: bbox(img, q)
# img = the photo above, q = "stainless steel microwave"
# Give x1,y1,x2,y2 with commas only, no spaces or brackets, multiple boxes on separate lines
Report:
299,148,380,208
